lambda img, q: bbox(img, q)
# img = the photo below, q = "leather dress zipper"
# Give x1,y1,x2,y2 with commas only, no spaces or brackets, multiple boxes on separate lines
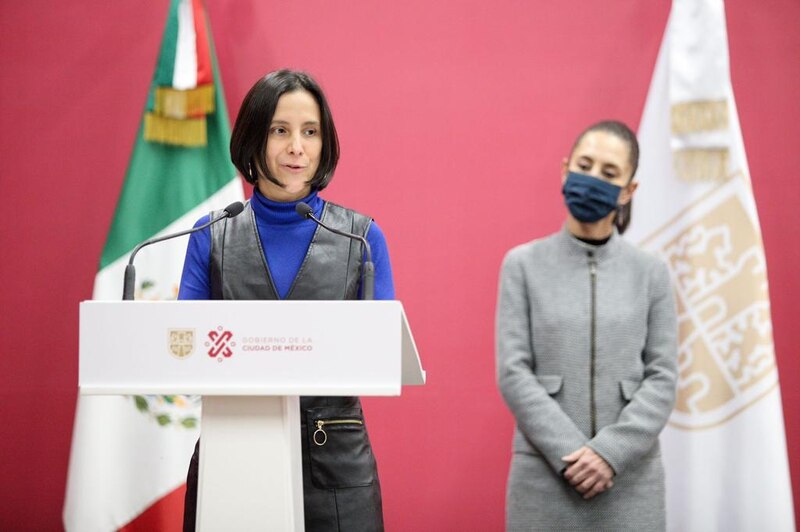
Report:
313,418,364,446
588,251,598,437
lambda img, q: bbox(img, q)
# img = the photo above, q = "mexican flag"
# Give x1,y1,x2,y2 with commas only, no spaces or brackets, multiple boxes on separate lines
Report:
63,1,243,529
626,0,795,529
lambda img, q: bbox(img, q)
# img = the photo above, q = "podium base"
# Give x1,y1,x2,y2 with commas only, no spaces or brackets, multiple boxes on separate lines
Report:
197,396,304,531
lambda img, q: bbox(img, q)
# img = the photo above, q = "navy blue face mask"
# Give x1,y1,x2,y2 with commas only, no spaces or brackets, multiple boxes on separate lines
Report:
562,171,622,223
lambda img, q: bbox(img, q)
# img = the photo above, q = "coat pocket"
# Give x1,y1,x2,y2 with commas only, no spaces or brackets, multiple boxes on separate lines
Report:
306,406,376,489
536,375,563,395
620,379,642,401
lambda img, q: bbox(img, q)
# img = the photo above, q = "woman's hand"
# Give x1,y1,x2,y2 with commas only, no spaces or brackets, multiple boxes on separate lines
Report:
561,446,615,499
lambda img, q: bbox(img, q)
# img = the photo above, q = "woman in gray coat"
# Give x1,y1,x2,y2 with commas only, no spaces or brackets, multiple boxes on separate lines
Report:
496,120,678,531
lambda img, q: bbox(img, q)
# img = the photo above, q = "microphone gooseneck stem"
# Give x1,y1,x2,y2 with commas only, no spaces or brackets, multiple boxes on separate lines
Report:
121,209,234,300
122,264,137,301
362,261,375,301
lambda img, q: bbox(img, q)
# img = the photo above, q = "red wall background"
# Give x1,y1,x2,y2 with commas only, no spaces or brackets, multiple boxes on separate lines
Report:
1,1,798,530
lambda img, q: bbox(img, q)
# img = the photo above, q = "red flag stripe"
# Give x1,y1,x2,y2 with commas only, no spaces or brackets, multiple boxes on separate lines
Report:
118,484,187,532
192,0,213,86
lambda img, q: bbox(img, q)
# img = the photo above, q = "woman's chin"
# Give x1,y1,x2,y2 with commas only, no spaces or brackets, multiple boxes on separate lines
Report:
282,185,311,200
258,180,311,202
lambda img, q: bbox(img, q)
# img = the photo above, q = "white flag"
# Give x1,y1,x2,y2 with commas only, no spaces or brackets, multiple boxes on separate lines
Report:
627,0,795,530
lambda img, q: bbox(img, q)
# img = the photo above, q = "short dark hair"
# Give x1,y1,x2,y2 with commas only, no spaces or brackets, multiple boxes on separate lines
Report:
570,120,640,234
230,69,339,191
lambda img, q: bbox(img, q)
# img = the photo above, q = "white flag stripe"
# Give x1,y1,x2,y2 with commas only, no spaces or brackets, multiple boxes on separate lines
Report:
63,396,199,531
173,0,198,90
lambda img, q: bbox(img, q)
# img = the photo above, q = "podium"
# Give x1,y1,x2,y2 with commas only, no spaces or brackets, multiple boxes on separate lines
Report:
79,300,425,531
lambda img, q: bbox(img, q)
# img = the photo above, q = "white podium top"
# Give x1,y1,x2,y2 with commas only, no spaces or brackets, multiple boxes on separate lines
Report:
80,300,424,396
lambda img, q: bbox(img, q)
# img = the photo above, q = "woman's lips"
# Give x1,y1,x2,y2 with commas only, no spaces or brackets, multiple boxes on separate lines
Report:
283,164,306,173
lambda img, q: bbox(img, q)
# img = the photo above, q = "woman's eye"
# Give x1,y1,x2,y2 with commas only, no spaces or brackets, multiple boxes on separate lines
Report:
270,127,286,135
303,129,318,137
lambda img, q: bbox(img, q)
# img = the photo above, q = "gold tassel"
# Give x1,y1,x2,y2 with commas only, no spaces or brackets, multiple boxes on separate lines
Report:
672,148,730,182
154,85,215,119
144,113,207,147
671,100,729,135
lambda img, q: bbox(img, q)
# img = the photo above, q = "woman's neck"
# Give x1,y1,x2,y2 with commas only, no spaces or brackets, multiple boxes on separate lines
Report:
251,187,322,225
566,213,615,240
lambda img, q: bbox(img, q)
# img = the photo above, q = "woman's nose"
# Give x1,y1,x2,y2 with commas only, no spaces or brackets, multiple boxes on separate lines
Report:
287,134,304,155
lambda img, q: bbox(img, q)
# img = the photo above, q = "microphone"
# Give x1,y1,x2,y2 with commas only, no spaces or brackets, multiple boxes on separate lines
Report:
295,202,375,300
122,201,245,300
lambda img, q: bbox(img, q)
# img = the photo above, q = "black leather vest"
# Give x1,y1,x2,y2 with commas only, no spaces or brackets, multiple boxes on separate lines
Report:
208,199,372,416
209,200,372,301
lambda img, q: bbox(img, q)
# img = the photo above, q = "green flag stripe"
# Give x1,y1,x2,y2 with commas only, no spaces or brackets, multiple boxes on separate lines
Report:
99,5,235,269
148,0,180,112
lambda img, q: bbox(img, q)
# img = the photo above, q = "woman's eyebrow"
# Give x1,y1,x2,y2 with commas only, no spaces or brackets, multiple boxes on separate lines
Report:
270,119,320,126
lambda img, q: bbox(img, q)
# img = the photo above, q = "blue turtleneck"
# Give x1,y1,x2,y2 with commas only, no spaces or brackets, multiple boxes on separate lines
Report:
178,188,394,300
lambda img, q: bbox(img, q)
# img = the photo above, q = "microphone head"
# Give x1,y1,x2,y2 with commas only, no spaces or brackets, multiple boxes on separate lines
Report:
224,201,245,217
295,202,313,218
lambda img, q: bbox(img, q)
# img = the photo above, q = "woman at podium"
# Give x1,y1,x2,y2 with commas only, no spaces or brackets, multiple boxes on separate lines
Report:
178,69,394,531
495,120,678,530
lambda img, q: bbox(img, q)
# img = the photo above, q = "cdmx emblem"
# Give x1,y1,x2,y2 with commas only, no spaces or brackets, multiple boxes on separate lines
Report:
206,326,236,360
168,329,195,359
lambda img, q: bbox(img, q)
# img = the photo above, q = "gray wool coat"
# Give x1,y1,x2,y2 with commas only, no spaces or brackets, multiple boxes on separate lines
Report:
496,227,678,531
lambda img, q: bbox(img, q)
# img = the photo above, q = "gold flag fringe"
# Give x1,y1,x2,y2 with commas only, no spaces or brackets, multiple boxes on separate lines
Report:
144,113,207,147
154,85,215,119
671,100,729,135
672,148,730,182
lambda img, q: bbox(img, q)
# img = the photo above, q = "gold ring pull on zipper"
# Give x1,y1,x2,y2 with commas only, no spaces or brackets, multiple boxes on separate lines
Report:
313,419,364,446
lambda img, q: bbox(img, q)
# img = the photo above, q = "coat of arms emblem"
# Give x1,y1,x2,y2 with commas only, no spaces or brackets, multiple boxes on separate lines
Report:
168,328,195,358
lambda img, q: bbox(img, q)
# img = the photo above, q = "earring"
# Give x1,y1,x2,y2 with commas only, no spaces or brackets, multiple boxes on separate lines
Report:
617,205,625,227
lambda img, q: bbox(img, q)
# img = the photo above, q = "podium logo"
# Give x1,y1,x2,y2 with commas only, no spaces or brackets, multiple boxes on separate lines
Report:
206,326,236,361
168,329,195,359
